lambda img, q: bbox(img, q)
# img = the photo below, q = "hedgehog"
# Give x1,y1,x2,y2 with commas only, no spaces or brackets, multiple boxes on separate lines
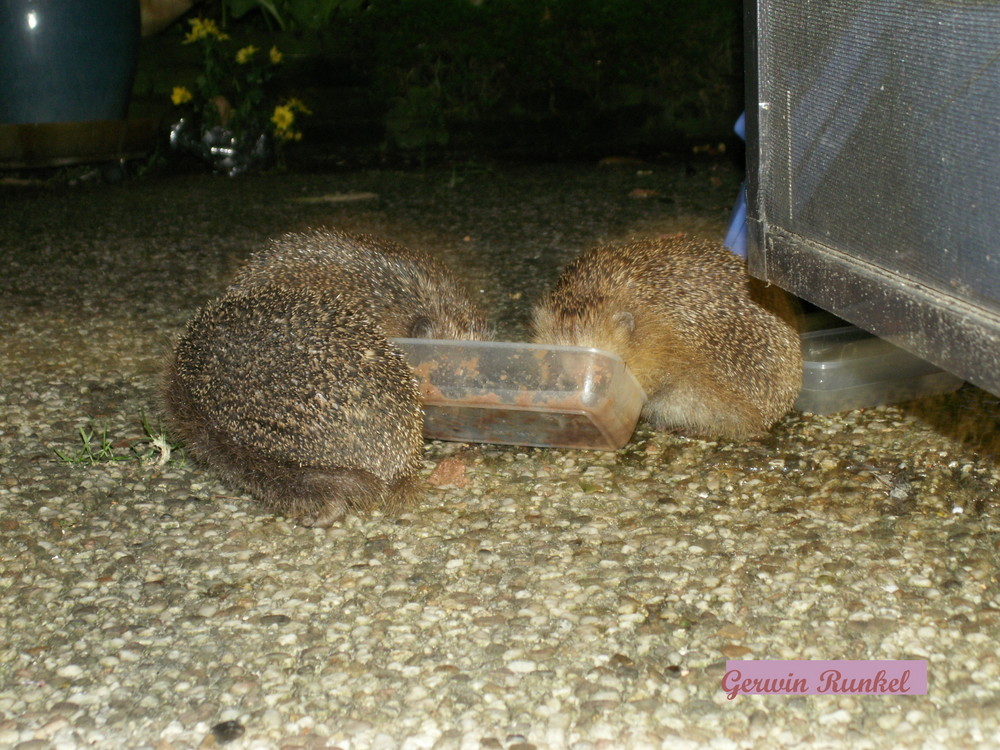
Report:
230,227,492,340
163,230,490,526
531,235,802,440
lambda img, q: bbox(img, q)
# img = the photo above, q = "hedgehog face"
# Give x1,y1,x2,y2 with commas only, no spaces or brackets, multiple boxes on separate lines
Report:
532,298,636,356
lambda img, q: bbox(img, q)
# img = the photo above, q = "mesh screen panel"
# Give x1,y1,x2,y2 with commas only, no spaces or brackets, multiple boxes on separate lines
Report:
748,0,1000,393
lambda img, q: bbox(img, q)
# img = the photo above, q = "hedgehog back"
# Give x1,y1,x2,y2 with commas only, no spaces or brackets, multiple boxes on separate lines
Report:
164,284,424,523
233,228,491,340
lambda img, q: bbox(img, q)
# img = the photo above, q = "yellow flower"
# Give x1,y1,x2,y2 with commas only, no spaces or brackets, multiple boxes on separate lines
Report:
182,18,203,42
272,105,304,141
183,17,229,44
235,45,258,64
171,86,193,105
272,104,295,132
285,97,313,115
269,46,283,64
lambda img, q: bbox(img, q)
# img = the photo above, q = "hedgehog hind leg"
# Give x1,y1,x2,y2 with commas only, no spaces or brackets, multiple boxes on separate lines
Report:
290,467,390,527
643,380,768,440
162,368,421,526
238,463,414,528
296,469,422,526
163,397,405,526
383,474,421,515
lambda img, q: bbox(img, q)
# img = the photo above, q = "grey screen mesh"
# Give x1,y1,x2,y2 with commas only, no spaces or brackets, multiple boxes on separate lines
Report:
749,0,1000,392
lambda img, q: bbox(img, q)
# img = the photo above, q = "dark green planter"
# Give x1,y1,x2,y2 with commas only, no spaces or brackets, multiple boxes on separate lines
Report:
0,0,140,124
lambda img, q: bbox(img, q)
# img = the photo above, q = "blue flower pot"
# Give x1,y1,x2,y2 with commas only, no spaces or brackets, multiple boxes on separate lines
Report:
0,0,140,124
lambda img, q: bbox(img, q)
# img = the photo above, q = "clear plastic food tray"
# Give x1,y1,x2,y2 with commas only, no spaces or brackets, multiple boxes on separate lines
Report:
392,339,647,450
795,319,964,414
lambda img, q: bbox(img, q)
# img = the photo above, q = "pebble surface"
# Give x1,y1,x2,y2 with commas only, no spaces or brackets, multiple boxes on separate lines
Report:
1,161,998,749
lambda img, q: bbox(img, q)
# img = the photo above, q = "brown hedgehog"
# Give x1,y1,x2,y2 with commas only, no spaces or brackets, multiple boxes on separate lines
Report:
531,236,802,440
163,230,490,526
231,228,492,340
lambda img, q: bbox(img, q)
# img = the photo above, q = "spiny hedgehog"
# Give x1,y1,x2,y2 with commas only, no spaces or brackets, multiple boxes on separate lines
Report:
164,285,424,526
231,228,492,340
531,235,802,439
163,229,490,526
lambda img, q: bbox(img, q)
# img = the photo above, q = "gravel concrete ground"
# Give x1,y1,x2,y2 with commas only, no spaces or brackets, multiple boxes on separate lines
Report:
1,159,999,750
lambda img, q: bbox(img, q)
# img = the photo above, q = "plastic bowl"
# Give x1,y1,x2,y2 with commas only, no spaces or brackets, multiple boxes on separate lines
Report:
795,316,964,414
392,338,646,450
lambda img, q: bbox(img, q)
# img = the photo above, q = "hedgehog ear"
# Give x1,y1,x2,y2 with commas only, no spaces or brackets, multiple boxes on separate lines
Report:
409,316,435,338
612,311,635,333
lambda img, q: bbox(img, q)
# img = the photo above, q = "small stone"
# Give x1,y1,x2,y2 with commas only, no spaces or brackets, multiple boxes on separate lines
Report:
507,660,537,673
748,709,769,738
845,618,896,635
259,614,291,626
715,624,746,640
608,654,634,668
876,712,903,730
118,648,142,662
33,716,69,739
260,709,283,730
211,720,245,744
591,690,620,702
818,709,851,725
433,730,463,750
56,664,83,679
229,680,258,696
